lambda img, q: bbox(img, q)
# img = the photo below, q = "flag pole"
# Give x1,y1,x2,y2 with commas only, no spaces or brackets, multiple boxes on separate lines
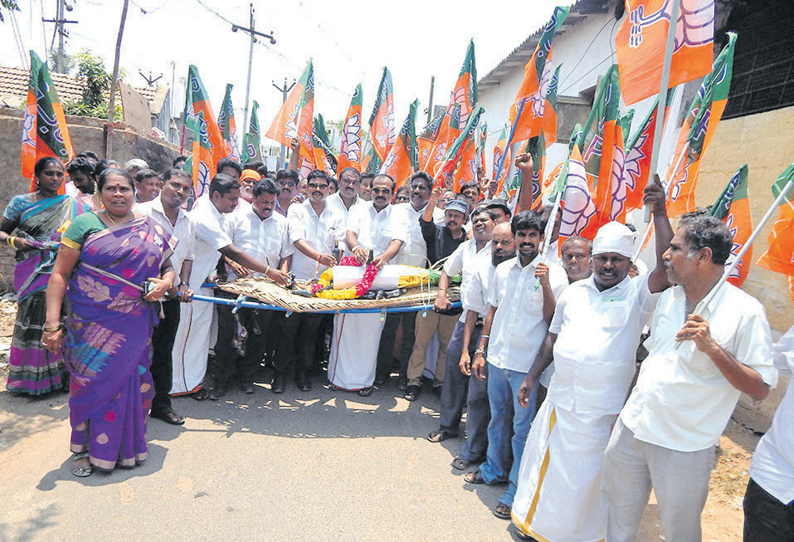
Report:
644,0,682,222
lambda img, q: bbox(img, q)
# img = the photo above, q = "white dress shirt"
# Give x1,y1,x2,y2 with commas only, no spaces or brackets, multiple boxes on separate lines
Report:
749,326,794,504
391,201,429,266
136,196,195,274
548,274,659,416
287,199,346,280
224,207,293,279
443,239,491,323
621,284,778,452
487,255,568,373
466,258,496,322
187,200,232,287
346,202,405,257
326,192,360,221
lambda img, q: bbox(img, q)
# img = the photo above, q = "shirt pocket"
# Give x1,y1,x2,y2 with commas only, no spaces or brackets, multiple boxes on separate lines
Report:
600,298,629,331
265,238,281,261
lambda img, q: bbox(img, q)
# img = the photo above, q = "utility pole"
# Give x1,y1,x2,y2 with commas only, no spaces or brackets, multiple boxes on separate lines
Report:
272,78,295,169
42,0,77,73
426,76,435,124
232,3,276,137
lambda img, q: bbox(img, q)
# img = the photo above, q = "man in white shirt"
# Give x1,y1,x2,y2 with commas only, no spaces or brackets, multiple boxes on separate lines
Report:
744,326,794,541
511,184,674,542
211,178,294,399
328,174,405,396
465,210,568,520
280,170,345,393
374,171,432,388
326,167,361,219
602,214,778,542
171,174,291,399
137,168,196,425
275,169,300,217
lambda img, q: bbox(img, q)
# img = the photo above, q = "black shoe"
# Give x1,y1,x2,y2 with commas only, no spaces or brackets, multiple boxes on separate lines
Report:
240,381,255,394
404,385,420,401
374,374,389,386
432,385,443,398
296,374,312,392
271,372,286,394
357,386,373,397
209,383,229,401
397,375,408,392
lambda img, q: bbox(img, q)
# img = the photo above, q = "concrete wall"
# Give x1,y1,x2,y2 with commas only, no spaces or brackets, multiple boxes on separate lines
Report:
0,108,181,292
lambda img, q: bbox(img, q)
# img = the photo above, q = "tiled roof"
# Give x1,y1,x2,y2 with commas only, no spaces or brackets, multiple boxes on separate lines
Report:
0,64,159,106
478,0,612,89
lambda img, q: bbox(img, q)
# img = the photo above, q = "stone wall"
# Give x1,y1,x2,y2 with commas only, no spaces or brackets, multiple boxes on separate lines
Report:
0,108,181,292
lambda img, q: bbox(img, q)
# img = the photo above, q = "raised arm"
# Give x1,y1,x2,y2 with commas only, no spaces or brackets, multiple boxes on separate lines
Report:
644,177,674,293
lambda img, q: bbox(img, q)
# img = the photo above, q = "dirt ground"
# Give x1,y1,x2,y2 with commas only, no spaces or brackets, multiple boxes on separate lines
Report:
0,297,781,541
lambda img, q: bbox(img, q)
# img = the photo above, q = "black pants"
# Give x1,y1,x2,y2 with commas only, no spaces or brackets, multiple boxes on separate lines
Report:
273,313,324,378
215,297,276,386
376,312,416,381
744,477,794,542
151,298,180,413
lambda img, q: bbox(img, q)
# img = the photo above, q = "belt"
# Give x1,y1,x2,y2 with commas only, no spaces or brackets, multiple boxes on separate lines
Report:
475,318,484,327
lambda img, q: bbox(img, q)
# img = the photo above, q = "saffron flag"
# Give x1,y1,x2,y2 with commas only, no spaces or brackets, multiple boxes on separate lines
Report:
437,106,484,186
708,164,752,287
426,105,461,178
503,6,569,163
476,122,487,176
313,114,337,176
242,100,262,164
21,50,74,189
493,124,510,197
381,99,418,188
337,84,363,173
217,83,240,161
266,60,316,164
666,32,736,217
560,144,598,239
619,109,635,146
755,164,794,303
616,0,715,105
580,65,626,225
622,89,675,213
369,67,396,162
185,65,228,176
184,110,213,198
417,112,444,171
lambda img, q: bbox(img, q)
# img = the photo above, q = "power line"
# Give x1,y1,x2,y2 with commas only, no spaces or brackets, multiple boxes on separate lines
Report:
557,18,614,89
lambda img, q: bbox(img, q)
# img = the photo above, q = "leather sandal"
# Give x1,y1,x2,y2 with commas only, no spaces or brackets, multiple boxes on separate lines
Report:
70,452,93,478
493,503,511,520
464,470,485,484
427,429,458,443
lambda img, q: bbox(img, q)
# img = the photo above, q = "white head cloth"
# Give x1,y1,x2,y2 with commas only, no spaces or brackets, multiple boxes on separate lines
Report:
592,221,635,259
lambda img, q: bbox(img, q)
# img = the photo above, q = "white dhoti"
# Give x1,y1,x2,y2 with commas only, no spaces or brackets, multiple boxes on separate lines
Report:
170,286,215,395
327,312,385,390
512,399,616,542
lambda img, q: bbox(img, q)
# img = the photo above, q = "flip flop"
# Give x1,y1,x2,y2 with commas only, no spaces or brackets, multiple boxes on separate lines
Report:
191,388,210,401
493,503,511,520
151,407,185,426
70,452,93,478
464,470,485,484
427,429,459,443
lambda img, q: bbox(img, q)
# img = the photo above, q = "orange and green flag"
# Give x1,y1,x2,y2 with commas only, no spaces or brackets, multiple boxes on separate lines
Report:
242,100,262,164
437,105,485,189
381,99,418,188
217,83,240,161
616,0,715,106
426,105,461,178
183,110,213,198
493,124,510,197
446,39,478,127
708,164,752,287
313,114,337,176
369,67,396,162
417,111,444,171
337,84,363,173
185,65,228,174
559,142,599,240
21,50,74,190
755,164,794,303
266,59,316,165
666,32,736,217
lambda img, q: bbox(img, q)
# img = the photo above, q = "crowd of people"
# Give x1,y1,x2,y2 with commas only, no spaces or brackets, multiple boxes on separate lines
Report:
3,146,792,542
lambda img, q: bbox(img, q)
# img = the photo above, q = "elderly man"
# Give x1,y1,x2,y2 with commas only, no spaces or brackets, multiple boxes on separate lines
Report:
511,184,673,542
328,174,405,396
465,210,568,520
602,214,777,542
124,158,148,179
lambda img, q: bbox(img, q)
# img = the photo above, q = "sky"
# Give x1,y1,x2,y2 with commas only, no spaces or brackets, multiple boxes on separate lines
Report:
1,0,575,145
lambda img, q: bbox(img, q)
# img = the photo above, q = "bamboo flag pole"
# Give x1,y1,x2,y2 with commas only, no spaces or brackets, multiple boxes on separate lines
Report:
643,0,682,223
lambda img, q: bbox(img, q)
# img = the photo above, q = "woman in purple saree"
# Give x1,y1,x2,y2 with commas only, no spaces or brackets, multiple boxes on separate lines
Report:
44,168,176,476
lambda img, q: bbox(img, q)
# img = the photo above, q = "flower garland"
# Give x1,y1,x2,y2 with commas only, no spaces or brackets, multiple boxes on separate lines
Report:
309,257,380,300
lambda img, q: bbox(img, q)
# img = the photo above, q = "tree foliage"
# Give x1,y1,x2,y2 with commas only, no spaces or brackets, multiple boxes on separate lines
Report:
62,49,122,120
0,0,20,23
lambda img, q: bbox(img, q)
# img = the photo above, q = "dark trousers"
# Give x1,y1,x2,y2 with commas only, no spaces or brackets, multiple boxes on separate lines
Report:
151,298,180,413
215,298,275,386
376,312,416,380
744,477,794,542
274,313,324,378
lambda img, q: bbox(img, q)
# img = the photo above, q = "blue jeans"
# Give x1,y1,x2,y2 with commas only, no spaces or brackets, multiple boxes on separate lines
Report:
479,362,537,507
744,478,794,542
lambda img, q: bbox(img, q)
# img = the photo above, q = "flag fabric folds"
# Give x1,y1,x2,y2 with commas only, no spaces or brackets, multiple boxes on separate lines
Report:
313,114,338,176
21,50,74,189
437,106,485,190
337,84,364,173
756,164,794,303
708,164,752,287
184,110,213,198
616,0,715,105
380,99,419,188
369,67,396,162
493,124,510,197
417,112,444,171
217,83,240,161
266,60,316,164
242,100,263,164
560,144,598,239
666,32,736,217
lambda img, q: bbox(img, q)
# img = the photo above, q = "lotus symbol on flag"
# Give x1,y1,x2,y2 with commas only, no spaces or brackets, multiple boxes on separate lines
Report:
629,0,715,50
341,113,362,160
20,109,35,148
560,162,597,237
724,213,742,280
609,145,628,220
529,59,555,119
451,87,470,125
285,103,300,139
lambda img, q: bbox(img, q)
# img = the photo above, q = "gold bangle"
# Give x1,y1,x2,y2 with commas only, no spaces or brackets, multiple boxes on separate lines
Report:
7,236,16,248
43,324,62,333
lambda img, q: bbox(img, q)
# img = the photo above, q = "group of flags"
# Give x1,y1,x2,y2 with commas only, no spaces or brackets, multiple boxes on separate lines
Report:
16,0,794,303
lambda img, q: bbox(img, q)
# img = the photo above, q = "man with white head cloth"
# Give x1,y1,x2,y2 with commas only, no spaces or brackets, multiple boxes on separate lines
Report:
511,183,673,542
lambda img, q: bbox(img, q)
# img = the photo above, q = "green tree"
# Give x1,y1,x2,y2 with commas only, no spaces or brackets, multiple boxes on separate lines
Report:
62,49,122,120
0,0,20,23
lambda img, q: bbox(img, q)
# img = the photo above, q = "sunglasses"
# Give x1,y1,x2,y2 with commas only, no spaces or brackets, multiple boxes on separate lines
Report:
308,182,329,190
371,188,392,195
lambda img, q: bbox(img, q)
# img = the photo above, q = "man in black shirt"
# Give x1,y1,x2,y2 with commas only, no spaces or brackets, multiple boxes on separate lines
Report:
404,187,469,401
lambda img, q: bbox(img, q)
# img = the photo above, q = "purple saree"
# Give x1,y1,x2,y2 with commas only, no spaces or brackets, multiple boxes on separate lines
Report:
66,216,174,470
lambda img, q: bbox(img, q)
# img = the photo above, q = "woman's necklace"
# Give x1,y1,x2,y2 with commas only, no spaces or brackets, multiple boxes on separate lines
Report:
104,210,132,227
